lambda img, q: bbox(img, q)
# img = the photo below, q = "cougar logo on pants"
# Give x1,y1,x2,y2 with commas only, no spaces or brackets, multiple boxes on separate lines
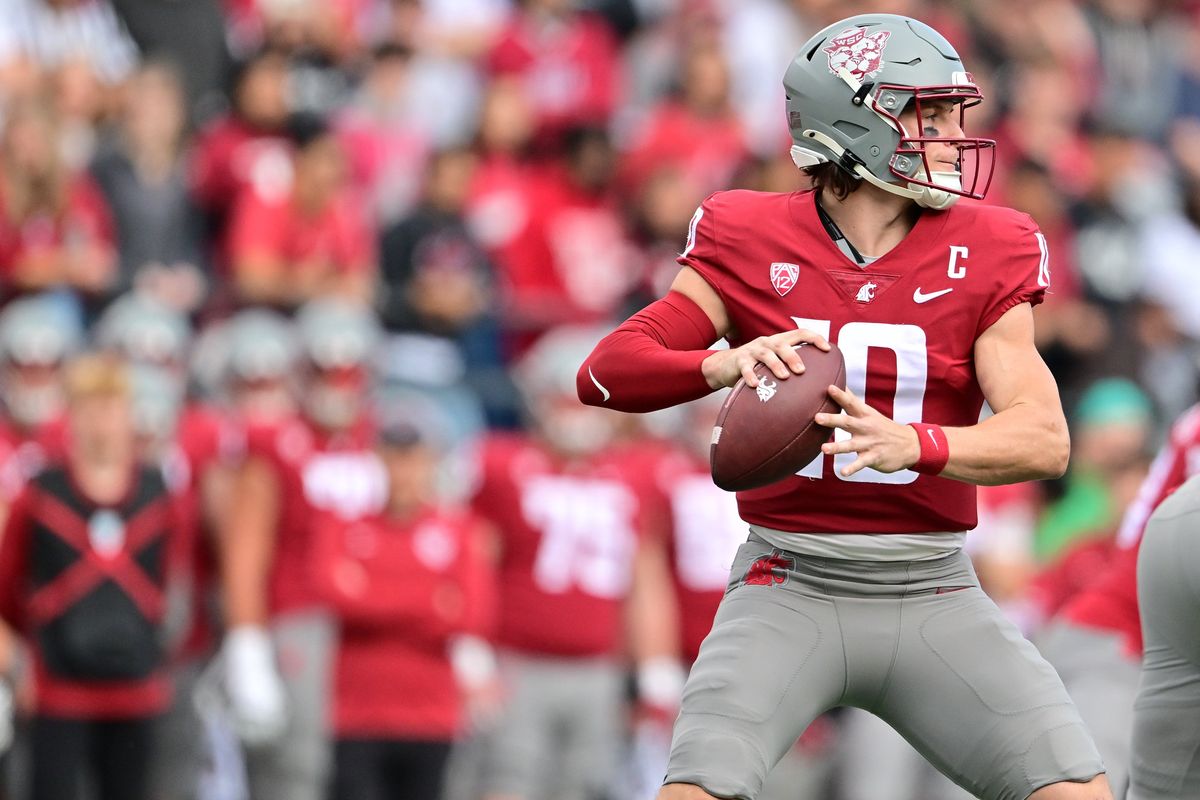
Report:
743,554,793,587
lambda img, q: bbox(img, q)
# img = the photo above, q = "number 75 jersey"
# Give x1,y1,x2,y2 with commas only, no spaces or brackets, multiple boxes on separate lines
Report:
680,189,1051,534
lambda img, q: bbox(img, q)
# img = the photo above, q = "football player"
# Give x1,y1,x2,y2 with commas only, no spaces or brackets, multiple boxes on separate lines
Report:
0,294,79,761
1040,403,1200,797
579,13,1110,800
1127,474,1200,798
219,299,386,800
469,324,670,800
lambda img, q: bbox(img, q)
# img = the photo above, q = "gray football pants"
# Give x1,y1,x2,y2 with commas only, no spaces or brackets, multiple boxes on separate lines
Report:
1129,476,1200,800
481,650,624,800
665,533,1104,800
244,611,335,800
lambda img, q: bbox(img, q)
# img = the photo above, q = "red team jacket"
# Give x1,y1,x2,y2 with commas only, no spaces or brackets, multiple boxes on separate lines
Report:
679,190,1050,533
1060,404,1200,656
471,433,645,657
315,506,496,740
246,416,386,616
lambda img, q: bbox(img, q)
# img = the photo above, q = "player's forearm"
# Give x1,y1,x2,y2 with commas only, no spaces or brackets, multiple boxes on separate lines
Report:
220,460,279,627
940,402,1069,485
577,292,719,412
222,538,272,627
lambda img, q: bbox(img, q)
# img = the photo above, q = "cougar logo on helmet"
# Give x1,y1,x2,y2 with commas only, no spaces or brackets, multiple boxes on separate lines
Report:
823,27,891,81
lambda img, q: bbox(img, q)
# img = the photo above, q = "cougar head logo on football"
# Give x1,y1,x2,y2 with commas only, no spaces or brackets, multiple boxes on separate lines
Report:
855,281,877,303
756,377,778,403
823,27,891,81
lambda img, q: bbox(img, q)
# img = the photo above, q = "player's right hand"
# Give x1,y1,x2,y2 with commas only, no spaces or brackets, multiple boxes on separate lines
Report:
222,626,288,746
701,328,831,390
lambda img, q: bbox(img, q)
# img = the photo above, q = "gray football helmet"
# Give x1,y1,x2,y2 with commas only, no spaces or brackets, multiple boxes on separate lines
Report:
224,309,298,383
295,299,381,372
0,295,82,428
784,13,995,209
95,293,192,368
516,325,618,456
295,299,381,430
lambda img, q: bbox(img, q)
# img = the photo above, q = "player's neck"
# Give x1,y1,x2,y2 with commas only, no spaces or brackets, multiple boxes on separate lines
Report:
817,186,921,261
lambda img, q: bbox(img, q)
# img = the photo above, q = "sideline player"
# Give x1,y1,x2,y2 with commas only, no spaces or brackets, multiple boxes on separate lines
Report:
580,14,1110,800
220,299,386,800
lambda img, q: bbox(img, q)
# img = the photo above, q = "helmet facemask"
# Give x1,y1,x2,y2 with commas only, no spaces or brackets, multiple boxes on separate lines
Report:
872,81,995,209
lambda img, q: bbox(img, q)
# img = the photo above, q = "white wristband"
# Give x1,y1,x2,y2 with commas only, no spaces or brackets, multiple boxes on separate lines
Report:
637,657,686,709
225,626,276,674
449,635,498,690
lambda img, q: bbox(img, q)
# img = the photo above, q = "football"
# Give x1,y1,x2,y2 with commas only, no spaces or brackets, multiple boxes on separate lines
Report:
710,343,846,492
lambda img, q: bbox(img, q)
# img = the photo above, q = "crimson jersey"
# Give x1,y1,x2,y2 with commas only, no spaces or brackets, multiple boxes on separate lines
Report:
680,190,1049,533
471,434,644,657
247,416,386,615
314,506,495,740
643,445,747,663
167,404,244,659
1061,404,1200,655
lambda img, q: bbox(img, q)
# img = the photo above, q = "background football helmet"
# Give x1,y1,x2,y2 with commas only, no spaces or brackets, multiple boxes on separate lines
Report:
296,299,380,431
0,294,82,429
95,292,192,371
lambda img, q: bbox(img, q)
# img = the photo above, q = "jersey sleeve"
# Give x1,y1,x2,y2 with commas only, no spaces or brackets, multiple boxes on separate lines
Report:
676,193,729,304
976,212,1051,337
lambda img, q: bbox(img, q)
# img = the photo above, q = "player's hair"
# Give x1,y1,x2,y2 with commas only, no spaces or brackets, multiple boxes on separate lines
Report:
804,162,861,200
64,352,130,403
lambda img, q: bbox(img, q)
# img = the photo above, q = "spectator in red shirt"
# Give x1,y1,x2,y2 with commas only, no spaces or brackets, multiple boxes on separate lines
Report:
317,418,498,800
228,113,376,309
493,127,639,355
486,0,620,145
0,99,117,308
620,41,749,200
335,43,430,227
189,49,292,249
467,77,537,260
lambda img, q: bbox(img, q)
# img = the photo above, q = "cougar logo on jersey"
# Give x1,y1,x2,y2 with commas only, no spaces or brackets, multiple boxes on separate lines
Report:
770,262,799,296
743,554,793,587
855,281,877,303
823,27,891,81
756,377,778,403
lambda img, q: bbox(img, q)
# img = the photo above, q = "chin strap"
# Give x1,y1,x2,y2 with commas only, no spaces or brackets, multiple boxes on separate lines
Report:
793,64,963,212
791,132,960,210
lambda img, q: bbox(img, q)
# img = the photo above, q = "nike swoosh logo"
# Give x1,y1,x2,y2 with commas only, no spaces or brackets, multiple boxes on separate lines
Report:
589,367,610,402
926,429,940,451
913,287,954,304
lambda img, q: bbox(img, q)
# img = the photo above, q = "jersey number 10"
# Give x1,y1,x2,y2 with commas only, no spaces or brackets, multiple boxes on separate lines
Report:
792,317,927,486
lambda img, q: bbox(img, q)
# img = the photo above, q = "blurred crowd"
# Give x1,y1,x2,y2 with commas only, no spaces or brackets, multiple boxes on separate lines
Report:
0,0,1197,798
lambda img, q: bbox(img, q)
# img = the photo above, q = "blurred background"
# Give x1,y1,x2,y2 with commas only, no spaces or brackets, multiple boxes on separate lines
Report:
0,0,1193,798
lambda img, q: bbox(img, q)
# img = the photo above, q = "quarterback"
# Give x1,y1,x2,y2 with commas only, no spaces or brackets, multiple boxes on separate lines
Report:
579,14,1111,800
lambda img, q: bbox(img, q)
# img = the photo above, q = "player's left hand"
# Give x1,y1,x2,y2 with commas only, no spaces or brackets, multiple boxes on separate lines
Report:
815,385,921,477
